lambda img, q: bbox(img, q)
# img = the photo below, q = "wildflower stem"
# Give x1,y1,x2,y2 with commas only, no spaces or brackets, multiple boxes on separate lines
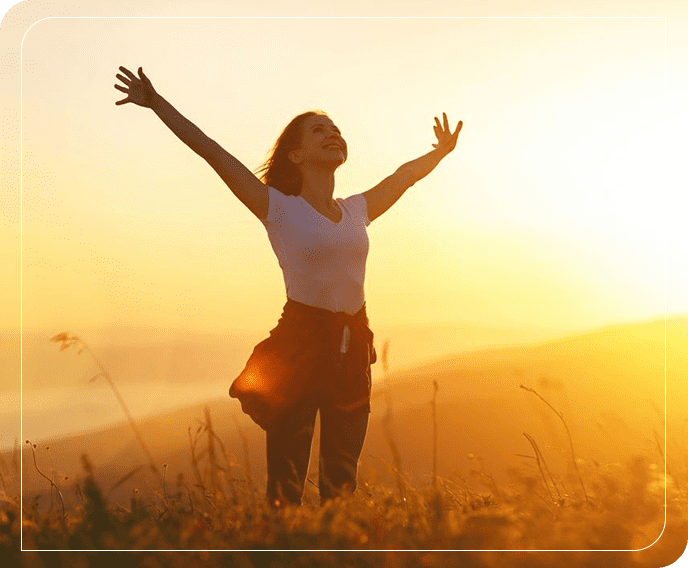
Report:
431,380,438,487
51,333,162,483
523,432,554,501
81,341,162,482
26,442,65,522
520,384,590,505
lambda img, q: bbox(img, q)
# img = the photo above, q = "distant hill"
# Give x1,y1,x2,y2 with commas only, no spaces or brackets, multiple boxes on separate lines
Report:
11,328,266,391
6,320,569,392
364,316,686,489
14,317,687,505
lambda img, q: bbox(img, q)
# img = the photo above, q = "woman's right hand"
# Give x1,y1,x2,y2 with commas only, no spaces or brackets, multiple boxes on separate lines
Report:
114,66,158,108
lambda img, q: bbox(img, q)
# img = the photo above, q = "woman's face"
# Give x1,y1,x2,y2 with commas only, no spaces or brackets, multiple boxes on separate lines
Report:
289,114,348,169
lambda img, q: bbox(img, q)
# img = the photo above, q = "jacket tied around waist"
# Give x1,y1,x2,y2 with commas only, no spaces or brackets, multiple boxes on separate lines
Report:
229,299,377,430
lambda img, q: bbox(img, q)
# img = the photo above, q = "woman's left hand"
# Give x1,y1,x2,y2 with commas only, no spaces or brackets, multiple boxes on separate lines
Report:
432,112,462,156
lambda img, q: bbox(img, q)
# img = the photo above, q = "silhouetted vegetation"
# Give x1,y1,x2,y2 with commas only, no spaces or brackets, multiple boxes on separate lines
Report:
6,330,687,567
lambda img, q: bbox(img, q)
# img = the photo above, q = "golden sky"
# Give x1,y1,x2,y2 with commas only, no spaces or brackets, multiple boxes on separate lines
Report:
2,1,686,338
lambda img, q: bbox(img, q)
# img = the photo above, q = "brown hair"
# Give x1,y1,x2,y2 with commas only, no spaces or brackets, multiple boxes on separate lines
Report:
254,110,329,196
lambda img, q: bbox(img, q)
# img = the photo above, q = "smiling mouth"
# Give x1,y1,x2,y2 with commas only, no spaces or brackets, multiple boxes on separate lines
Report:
324,144,343,150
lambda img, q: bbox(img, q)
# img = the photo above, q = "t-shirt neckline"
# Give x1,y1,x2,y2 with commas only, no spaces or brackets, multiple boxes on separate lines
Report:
298,195,344,225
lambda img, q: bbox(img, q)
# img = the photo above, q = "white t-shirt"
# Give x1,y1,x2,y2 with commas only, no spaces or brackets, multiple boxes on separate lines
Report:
262,185,371,316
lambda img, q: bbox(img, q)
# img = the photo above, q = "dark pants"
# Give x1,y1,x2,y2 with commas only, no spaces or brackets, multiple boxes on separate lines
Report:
265,351,370,507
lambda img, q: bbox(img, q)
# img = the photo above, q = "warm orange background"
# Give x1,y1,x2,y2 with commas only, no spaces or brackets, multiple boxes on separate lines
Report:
2,5,688,560
1,1,686,431
5,8,680,341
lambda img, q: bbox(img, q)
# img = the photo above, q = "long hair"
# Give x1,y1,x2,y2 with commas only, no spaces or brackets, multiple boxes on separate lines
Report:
254,110,329,196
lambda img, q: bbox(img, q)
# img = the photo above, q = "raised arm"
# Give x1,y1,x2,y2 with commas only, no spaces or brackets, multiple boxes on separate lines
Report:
114,66,268,221
362,113,462,223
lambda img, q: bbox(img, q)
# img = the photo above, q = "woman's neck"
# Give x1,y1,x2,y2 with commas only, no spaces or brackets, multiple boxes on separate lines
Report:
299,166,336,209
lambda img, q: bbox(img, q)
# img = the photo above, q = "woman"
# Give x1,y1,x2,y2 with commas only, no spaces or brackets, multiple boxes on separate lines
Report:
114,66,462,507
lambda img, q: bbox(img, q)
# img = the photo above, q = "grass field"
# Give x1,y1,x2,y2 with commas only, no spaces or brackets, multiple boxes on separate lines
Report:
3,318,687,567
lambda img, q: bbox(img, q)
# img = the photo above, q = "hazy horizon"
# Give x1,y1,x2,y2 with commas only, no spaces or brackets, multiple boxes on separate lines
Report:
9,312,681,389
12,313,684,466
7,313,685,452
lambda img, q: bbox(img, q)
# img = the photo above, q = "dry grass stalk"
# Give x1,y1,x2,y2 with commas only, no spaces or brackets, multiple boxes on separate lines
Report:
522,432,561,502
380,340,406,507
50,332,162,483
520,383,591,506
430,380,439,487
231,414,256,501
203,406,231,505
380,339,390,375
204,406,219,499
655,429,683,497
44,445,57,511
25,440,65,522
0,454,8,497
188,424,206,493
162,463,169,507
107,465,144,498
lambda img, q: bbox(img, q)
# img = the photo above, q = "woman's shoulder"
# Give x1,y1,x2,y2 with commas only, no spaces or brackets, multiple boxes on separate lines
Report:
341,192,371,227
263,185,301,225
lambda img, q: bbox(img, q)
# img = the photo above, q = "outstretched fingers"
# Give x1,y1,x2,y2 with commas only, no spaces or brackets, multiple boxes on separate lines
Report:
114,82,129,105
434,113,463,151
435,113,456,136
138,66,149,83
114,70,130,105
119,66,137,80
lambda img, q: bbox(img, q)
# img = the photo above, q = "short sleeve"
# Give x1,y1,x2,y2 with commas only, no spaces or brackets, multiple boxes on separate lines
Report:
345,193,371,227
263,185,287,226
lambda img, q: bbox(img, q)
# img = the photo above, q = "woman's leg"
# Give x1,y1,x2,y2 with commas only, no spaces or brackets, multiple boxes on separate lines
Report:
318,406,369,503
265,398,318,507
317,330,373,503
